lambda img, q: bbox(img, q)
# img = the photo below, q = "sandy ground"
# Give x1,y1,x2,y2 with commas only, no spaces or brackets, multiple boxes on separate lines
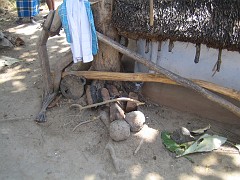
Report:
1,1,240,180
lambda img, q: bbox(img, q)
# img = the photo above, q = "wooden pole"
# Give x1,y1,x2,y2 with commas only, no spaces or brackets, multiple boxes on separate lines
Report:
37,29,53,96
36,29,57,122
96,32,240,119
149,0,154,26
62,71,240,102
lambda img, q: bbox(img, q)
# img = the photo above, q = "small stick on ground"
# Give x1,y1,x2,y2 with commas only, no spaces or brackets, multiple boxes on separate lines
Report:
105,143,121,173
72,115,100,132
0,116,32,123
134,138,144,155
71,97,144,111
99,110,110,129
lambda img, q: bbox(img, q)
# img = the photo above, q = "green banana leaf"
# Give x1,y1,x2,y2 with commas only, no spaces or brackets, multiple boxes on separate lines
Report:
161,131,186,155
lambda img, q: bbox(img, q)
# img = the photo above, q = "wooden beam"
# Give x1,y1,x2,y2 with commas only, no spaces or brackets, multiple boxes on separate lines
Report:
62,71,240,102
96,32,240,118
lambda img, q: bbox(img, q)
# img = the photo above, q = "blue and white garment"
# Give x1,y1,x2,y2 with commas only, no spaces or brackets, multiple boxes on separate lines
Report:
16,0,40,17
58,0,98,63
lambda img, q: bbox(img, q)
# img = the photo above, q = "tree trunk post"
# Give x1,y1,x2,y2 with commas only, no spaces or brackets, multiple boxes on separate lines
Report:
91,0,121,72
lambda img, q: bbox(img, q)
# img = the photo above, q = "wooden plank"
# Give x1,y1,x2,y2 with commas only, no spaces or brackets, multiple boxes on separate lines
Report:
62,71,240,102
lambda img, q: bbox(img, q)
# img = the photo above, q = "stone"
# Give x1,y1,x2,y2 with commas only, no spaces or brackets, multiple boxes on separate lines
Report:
109,120,130,141
0,31,13,48
125,111,145,132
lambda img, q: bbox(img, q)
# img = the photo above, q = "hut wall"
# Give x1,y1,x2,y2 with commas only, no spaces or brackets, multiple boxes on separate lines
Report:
125,39,240,90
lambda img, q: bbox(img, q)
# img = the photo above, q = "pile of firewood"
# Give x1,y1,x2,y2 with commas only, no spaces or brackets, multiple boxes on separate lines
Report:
85,83,145,141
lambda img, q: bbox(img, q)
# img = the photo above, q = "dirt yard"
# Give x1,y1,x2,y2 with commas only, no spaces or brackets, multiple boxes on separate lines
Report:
1,1,240,180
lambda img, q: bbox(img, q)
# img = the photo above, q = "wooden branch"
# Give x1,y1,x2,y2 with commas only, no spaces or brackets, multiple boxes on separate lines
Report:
37,29,53,96
72,115,100,132
37,13,72,122
35,92,57,122
63,71,240,102
71,97,144,111
49,7,62,34
36,28,57,122
96,32,240,119
42,10,55,32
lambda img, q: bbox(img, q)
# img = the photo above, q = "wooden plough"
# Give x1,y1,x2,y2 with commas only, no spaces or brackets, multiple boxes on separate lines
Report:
36,9,240,122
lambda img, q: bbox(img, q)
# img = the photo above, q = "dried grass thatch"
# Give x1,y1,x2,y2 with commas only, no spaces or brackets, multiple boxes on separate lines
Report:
112,0,240,51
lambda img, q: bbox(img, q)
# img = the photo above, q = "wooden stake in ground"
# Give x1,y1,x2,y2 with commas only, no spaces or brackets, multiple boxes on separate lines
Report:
36,28,57,122
36,13,72,122
97,32,240,119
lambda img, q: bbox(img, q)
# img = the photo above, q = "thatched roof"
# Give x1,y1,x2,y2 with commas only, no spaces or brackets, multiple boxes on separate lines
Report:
112,0,240,51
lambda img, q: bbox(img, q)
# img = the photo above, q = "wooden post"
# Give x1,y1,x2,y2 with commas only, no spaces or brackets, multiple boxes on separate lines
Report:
36,29,58,122
149,0,154,26
37,29,53,97
90,0,121,72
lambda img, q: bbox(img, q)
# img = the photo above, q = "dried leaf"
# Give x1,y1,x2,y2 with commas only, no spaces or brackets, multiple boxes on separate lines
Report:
177,134,227,157
190,124,211,136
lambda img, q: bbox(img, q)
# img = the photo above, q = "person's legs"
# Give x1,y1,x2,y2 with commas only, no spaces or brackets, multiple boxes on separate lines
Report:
16,17,23,24
16,0,24,24
28,0,39,24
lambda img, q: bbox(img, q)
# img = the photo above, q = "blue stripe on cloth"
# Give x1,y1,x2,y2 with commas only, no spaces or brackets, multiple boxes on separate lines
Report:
84,1,98,55
58,0,98,55
58,0,71,43
16,0,40,17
